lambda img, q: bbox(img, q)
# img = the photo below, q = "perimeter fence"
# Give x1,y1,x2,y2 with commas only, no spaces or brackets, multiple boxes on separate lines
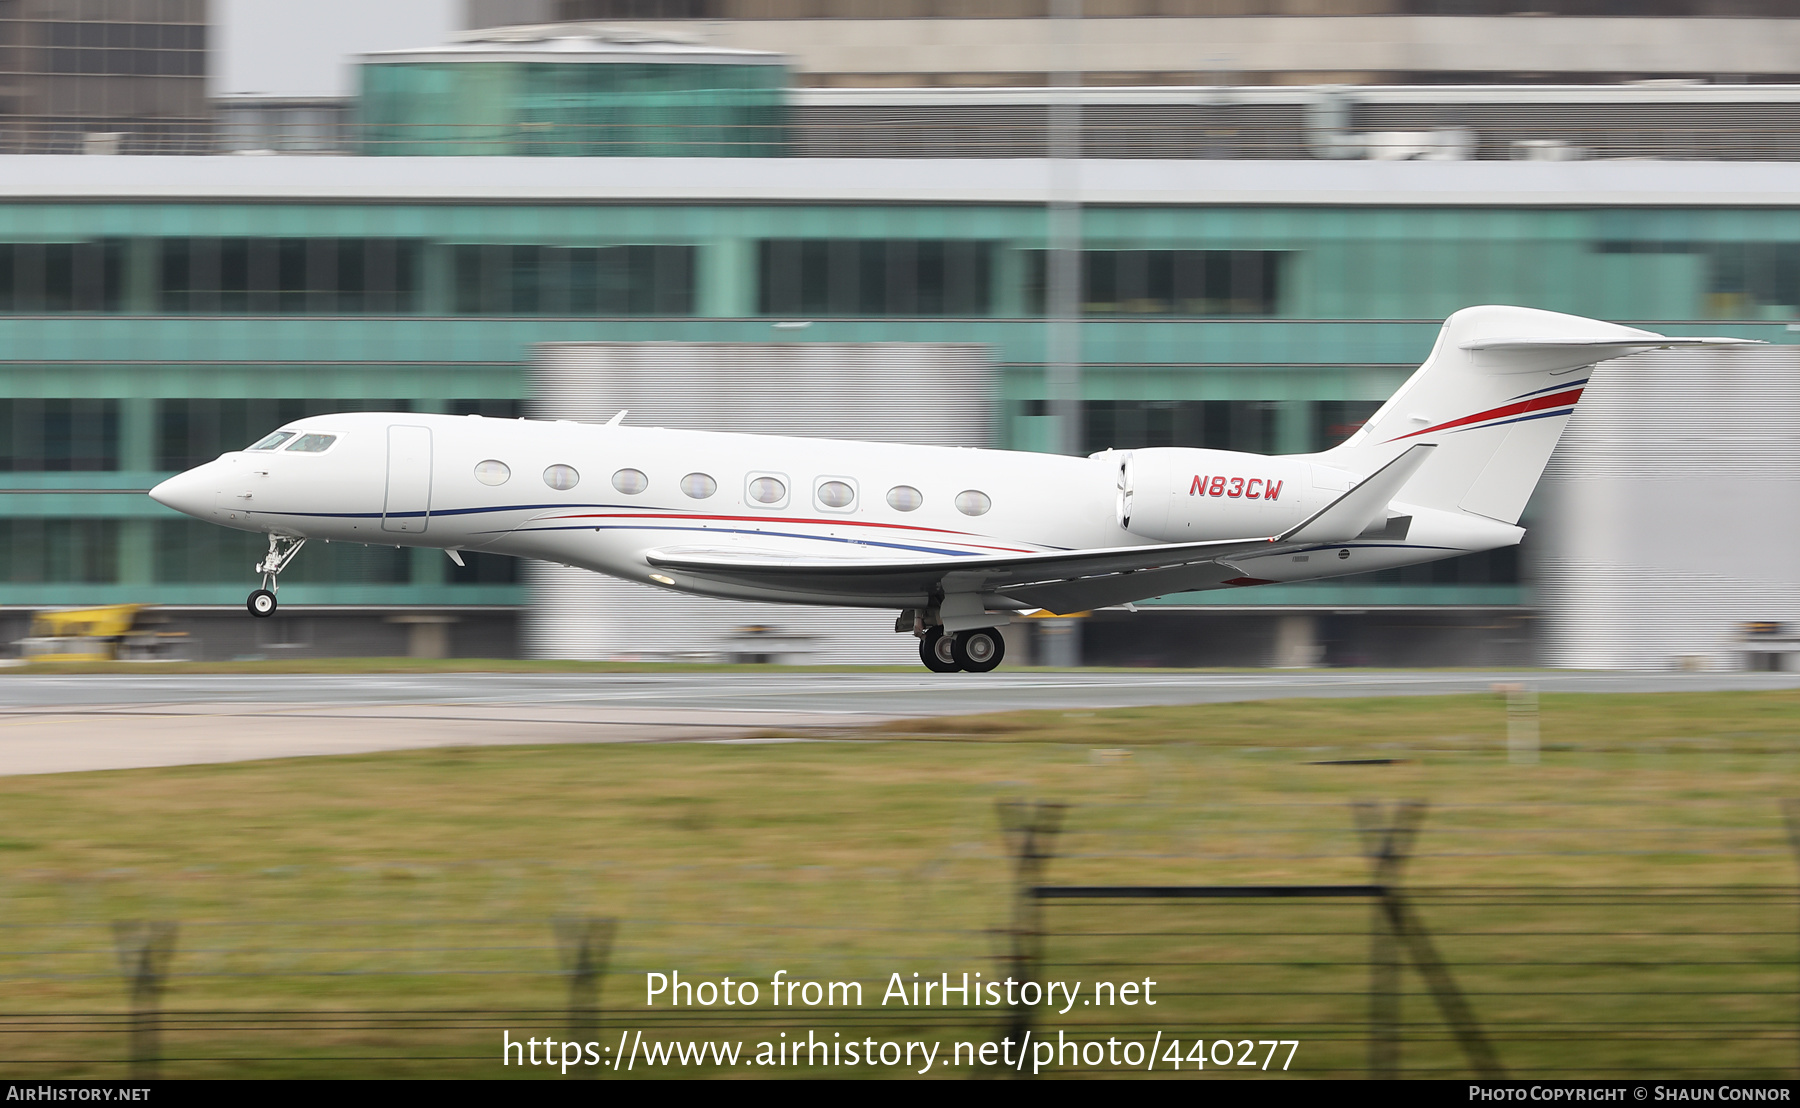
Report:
2,800,1799,1079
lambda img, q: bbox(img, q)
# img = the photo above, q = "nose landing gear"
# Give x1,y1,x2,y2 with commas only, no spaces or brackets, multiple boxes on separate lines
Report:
247,534,306,618
917,624,1006,674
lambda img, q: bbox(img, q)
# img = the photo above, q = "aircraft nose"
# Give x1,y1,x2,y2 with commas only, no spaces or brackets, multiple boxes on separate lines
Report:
149,466,212,518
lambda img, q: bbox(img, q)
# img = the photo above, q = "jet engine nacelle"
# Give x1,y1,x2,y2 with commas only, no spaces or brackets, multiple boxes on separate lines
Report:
1118,448,1334,542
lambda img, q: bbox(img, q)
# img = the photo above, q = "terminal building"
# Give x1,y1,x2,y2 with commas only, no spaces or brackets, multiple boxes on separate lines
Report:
1,22,1796,667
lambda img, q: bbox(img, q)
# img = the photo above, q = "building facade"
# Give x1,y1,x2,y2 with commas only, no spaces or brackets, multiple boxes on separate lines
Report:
0,155,1794,662
0,0,209,154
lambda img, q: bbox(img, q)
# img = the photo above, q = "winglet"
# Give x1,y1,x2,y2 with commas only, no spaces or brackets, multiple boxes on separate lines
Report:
1280,443,1436,545
605,410,629,426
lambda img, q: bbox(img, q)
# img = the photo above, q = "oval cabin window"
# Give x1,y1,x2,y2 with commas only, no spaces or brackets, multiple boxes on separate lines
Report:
681,473,717,499
612,468,648,494
817,480,856,509
474,460,511,486
954,490,991,516
749,476,786,505
887,485,923,512
543,464,580,491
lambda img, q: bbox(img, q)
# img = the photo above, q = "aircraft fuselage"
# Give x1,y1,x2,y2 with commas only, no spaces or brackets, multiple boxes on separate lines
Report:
149,411,1493,610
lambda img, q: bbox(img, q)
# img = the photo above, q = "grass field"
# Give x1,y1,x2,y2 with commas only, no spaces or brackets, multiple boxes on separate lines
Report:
1,689,1798,1078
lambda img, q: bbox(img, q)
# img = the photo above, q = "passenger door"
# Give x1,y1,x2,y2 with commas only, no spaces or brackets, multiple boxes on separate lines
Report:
382,425,432,533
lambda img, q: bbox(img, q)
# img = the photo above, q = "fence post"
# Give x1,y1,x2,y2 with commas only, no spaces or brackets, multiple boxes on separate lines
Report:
554,916,617,1078
1353,800,1427,1079
1780,799,1800,1079
111,921,177,1080
1353,801,1504,1080
997,799,1065,1073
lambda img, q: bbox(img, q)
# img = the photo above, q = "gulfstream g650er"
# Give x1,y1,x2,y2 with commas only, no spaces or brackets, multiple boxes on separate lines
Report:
148,307,1752,672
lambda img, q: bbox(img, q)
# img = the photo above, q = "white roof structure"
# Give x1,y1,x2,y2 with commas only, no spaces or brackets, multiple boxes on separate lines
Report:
5,155,1800,208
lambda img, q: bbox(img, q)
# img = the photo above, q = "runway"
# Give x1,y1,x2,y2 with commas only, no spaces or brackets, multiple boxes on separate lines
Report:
0,669,1795,777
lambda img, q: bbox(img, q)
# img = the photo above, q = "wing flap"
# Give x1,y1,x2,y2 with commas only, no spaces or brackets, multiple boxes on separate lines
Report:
646,533,1282,603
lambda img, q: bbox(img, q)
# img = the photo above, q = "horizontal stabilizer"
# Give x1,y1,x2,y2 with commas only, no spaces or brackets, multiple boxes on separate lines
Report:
1460,336,1760,351
1280,443,1435,545
1459,334,1762,375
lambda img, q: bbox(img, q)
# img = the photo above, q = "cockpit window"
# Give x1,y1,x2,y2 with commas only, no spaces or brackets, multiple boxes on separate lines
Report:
285,433,338,453
248,431,295,451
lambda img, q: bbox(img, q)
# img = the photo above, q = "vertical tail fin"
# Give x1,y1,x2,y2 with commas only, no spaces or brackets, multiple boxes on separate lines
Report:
1320,306,1755,524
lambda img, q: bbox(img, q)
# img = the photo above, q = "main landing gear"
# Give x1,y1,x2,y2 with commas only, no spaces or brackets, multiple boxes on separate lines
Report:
247,534,306,618
918,625,1006,674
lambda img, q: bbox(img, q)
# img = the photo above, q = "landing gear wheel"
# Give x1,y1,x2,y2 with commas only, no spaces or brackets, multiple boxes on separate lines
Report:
951,627,1006,673
247,589,277,618
920,627,960,673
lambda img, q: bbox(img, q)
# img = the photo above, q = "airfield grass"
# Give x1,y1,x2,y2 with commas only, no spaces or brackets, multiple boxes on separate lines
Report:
1,689,1798,1078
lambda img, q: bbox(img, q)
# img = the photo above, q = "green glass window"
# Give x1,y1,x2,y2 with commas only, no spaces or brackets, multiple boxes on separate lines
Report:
1343,546,1520,587
155,238,420,314
0,241,124,312
450,245,694,315
360,60,787,157
153,520,410,585
1025,250,1285,316
156,399,411,471
757,240,994,316
0,520,118,583
0,400,119,471
1074,400,1280,454
448,551,520,585
450,399,523,418
1702,243,1800,320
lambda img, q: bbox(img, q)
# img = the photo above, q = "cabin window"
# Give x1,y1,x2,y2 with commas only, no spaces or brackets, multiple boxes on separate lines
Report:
748,476,787,505
285,433,337,453
612,468,648,494
681,473,717,499
954,490,991,516
474,459,510,486
816,479,856,510
886,485,923,512
543,464,580,491
248,431,294,451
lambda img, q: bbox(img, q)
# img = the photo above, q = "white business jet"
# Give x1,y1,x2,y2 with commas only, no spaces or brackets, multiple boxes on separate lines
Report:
149,306,1752,672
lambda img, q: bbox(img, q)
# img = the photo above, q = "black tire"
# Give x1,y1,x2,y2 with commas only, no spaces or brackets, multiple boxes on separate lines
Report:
247,589,277,618
951,627,1006,673
919,627,960,673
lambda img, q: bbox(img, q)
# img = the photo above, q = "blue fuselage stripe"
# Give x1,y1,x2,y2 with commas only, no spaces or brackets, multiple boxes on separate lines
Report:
493,523,986,559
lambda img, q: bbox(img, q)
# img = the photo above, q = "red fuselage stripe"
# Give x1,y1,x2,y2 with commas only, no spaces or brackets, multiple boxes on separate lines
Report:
1386,387,1585,442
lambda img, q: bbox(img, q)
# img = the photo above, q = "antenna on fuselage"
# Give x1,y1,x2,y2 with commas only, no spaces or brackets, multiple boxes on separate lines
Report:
605,410,628,426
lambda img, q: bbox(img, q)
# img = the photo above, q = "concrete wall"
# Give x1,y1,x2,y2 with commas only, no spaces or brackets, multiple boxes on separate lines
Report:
525,341,995,663
1537,345,1800,671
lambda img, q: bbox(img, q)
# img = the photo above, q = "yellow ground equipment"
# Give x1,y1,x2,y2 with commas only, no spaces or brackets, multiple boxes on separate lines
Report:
16,604,189,662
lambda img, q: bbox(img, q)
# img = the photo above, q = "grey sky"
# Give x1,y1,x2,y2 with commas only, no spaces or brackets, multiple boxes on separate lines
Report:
214,0,459,99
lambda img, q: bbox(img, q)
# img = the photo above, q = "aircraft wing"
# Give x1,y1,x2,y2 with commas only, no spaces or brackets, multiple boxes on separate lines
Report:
645,533,1286,614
